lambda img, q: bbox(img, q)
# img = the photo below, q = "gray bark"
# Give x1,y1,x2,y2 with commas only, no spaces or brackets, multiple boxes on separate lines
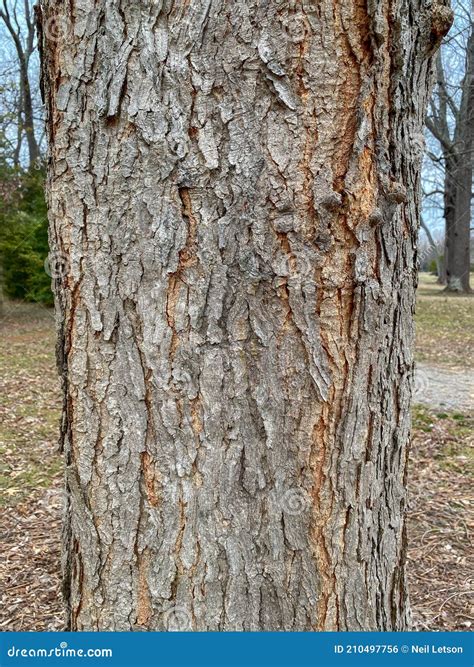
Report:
442,151,457,284
39,0,451,631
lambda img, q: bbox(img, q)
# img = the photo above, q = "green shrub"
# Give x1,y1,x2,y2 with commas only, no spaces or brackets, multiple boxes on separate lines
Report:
428,259,438,275
0,166,52,305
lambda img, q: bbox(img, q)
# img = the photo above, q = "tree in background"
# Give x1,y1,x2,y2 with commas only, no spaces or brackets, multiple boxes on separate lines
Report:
420,216,444,277
424,0,473,292
0,0,42,167
40,0,451,631
449,10,474,290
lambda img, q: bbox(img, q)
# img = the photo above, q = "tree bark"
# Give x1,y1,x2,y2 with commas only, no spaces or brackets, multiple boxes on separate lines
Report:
39,0,451,631
442,151,457,284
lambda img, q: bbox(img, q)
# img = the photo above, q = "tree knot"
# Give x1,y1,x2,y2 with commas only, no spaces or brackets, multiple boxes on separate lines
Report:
428,3,454,54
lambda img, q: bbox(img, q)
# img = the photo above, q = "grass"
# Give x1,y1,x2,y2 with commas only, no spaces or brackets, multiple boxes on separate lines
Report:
408,404,473,631
411,405,473,476
0,301,61,507
415,273,474,368
0,301,64,630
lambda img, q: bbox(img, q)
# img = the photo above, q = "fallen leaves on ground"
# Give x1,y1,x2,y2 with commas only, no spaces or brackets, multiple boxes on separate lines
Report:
408,407,473,630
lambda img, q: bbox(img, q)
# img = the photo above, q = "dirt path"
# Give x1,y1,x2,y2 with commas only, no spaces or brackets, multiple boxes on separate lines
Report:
415,364,474,413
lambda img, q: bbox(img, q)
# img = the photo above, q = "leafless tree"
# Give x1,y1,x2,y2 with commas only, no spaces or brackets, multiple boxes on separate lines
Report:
424,0,473,292
0,0,41,167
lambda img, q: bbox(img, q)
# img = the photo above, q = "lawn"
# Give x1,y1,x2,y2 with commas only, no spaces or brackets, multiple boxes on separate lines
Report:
408,406,473,630
0,302,61,508
416,273,474,368
0,301,63,630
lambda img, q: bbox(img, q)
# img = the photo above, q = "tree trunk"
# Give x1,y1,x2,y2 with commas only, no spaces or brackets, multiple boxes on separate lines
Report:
0,1,41,169
420,217,442,278
446,18,473,293
437,254,447,284
19,57,41,168
442,152,457,285
39,0,451,632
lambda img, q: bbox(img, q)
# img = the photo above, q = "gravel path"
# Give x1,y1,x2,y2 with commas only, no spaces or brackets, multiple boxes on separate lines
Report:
415,364,474,413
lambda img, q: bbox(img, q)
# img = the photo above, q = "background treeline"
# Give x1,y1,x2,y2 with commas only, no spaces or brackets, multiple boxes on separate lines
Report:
0,0,51,306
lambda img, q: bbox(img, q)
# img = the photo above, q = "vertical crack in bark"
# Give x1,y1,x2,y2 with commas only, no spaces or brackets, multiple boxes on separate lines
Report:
136,548,152,627
141,452,160,508
166,186,198,359
296,6,319,239
177,186,199,269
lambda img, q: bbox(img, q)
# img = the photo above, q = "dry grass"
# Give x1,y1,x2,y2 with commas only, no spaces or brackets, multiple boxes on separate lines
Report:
416,273,474,369
0,299,472,631
0,301,63,630
0,488,63,631
408,406,473,630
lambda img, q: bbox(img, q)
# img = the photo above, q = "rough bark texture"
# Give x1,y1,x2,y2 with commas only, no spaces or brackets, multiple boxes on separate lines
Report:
39,0,450,631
